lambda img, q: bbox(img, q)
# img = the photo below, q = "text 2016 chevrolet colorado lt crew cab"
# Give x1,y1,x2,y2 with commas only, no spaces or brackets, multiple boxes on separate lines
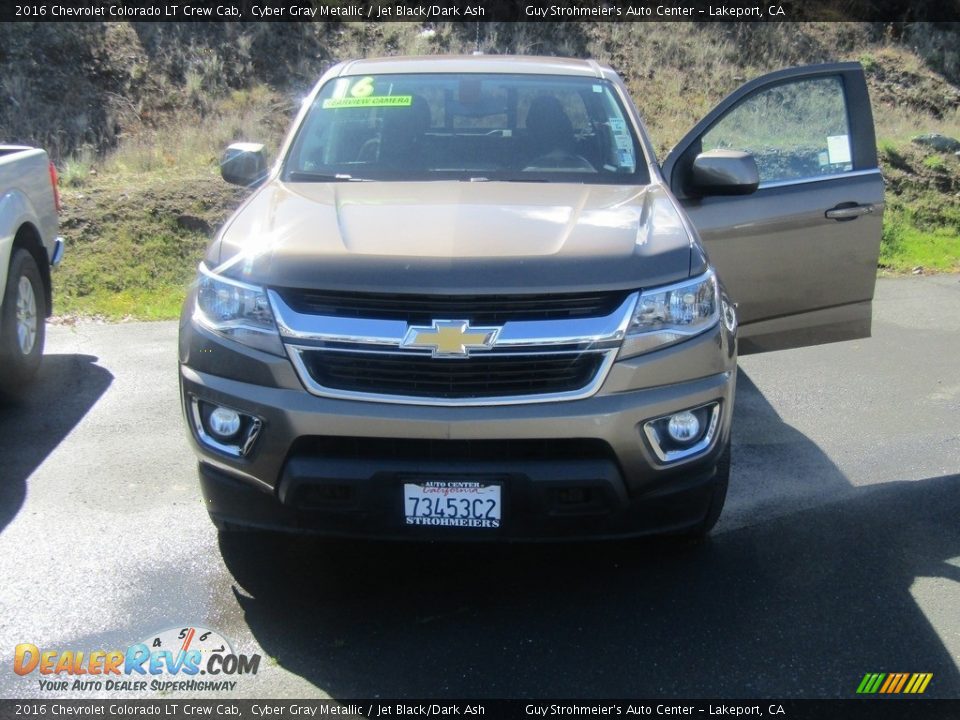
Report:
0,145,64,393
179,56,882,539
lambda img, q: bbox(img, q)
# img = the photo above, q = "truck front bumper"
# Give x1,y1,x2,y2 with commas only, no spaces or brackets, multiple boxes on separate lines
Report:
179,318,736,540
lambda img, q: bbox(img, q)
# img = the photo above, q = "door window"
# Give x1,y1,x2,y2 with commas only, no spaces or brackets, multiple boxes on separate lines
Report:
701,77,852,185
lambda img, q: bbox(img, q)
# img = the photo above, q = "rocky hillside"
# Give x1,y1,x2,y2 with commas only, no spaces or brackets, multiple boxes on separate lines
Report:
3,22,959,160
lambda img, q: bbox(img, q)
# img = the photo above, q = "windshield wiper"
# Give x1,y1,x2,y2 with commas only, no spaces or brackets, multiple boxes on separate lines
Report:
287,171,374,182
453,175,552,183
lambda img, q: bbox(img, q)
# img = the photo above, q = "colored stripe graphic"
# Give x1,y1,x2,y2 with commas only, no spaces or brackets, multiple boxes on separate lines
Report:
857,673,932,694
906,673,933,694
879,674,896,693
893,673,910,693
857,673,884,694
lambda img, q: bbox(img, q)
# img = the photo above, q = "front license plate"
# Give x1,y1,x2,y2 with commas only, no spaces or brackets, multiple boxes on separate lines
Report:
403,481,501,528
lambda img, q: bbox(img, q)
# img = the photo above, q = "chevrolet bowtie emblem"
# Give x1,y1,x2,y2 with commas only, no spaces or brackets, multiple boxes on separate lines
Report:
401,320,500,358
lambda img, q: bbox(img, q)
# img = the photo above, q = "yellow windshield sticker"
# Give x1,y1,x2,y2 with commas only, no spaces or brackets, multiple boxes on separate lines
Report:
349,76,375,98
322,96,412,109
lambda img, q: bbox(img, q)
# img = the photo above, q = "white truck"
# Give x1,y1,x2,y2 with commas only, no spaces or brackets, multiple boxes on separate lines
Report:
0,145,63,393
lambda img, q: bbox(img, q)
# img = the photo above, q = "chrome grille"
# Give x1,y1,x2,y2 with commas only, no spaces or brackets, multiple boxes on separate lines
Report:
270,288,638,406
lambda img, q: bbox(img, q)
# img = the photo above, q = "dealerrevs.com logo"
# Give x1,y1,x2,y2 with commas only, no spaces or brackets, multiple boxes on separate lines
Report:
14,626,261,693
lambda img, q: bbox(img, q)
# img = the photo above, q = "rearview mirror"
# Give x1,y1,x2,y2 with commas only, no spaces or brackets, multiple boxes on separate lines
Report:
221,143,268,187
689,150,759,196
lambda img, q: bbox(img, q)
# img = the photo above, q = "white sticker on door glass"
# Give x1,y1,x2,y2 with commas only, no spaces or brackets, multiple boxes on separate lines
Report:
827,135,851,165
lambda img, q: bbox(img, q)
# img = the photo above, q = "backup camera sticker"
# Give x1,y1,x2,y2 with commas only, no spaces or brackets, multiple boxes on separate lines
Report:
322,96,412,109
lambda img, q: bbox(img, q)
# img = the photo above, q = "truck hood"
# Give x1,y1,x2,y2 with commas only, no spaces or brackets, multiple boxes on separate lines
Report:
213,181,695,293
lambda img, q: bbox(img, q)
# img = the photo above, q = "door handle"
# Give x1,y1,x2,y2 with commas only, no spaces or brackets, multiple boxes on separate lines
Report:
825,204,874,220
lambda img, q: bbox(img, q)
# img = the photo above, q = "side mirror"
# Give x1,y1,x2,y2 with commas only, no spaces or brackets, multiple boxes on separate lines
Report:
221,143,268,187
689,149,759,196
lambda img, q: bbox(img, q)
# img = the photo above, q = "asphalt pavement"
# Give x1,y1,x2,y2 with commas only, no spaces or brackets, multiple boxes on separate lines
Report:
0,276,958,700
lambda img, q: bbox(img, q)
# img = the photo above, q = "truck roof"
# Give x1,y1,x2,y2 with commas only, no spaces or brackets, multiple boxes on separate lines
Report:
337,55,611,79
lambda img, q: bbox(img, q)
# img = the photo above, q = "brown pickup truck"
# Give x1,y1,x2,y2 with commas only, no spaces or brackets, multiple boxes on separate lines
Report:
179,56,882,540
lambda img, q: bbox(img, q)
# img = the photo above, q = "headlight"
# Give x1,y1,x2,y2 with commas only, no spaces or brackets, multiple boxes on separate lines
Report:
619,270,719,358
193,264,284,355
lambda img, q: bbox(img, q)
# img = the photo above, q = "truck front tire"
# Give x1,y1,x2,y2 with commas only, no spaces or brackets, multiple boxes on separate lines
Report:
1,249,46,393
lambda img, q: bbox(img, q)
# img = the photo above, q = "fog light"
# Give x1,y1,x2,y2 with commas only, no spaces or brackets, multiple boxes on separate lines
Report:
643,402,720,464
190,398,263,458
208,407,241,438
667,411,701,443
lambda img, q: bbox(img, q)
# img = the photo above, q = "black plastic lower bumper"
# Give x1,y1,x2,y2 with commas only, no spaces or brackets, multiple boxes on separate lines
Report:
199,453,723,541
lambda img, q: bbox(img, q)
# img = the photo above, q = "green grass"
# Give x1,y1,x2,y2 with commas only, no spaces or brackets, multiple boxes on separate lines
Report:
52,166,241,321
53,216,209,320
60,148,94,187
880,205,960,273
875,138,960,273
56,285,188,320
50,88,272,320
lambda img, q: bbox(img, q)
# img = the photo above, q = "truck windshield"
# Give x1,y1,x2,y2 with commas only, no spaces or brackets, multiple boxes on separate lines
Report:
284,73,649,184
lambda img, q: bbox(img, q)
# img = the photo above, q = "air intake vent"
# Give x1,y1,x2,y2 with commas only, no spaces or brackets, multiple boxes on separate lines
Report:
299,350,604,399
275,288,630,324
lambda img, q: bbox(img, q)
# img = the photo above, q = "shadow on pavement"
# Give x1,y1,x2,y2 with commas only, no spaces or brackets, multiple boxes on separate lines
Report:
0,354,113,533
222,475,960,698
722,371,852,530
221,476,960,698
217,367,960,698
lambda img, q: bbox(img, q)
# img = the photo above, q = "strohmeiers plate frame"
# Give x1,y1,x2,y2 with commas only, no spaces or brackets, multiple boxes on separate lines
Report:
403,480,502,529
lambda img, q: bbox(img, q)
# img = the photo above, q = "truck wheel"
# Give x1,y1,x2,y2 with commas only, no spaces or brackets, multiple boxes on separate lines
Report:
681,440,731,540
0,249,46,393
